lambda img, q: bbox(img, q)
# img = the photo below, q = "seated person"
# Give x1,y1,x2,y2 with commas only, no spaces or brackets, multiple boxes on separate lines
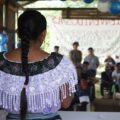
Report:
68,62,89,111
81,61,95,102
112,63,120,93
100,64,113,97
81,61,89,73
76,73,90,111
87,70,96,102
105,55,115,71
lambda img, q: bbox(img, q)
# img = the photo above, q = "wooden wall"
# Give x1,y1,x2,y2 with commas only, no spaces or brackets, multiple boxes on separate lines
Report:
0,1,3,32
62,8,120,19
6,3,16,31
5,1,16,50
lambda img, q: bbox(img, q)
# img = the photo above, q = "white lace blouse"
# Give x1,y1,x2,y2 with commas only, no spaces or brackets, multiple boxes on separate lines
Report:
0,52,77,114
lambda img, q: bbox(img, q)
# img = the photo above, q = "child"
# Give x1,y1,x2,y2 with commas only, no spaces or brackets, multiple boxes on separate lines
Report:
79,73,90,111
75,61,93,111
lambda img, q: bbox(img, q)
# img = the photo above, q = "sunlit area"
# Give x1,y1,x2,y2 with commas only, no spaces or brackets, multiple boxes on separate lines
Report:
0,0,120,120
24,0,98,8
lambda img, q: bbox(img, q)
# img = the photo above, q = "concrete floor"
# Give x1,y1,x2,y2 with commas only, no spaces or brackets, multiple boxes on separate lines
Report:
94,98,120,112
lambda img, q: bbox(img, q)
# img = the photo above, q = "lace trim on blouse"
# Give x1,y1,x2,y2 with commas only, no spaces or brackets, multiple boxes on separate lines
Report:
0,52,77,114
0,52,63,76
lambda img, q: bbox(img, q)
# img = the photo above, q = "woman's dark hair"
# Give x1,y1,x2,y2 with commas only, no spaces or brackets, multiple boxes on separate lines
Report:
73,41,79,46
54,45,59,49
88,47,94,51
18,9,47,120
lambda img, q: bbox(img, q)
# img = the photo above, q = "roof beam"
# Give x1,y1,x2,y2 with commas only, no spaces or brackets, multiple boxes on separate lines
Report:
19,0,38,6
6,0,25,10
24,7,93,11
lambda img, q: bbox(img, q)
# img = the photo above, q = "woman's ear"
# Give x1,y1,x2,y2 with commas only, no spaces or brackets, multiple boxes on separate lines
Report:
37,30,47,45
40,30,47,40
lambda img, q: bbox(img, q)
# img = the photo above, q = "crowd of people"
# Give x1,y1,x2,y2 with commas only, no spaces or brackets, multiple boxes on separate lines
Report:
53,42,120,111
101,56,120,99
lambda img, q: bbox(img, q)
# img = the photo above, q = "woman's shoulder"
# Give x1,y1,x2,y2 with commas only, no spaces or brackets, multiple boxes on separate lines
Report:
50,52,63,62
50,52,76,72
0,52,62,76
0,53,78,114
0,51,77,77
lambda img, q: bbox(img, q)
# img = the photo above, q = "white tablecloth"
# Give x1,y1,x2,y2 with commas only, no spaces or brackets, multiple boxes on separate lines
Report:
0,110,120,120
59,111,120,120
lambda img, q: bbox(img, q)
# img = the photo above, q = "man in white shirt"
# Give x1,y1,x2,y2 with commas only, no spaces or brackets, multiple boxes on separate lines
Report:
84,47,99,77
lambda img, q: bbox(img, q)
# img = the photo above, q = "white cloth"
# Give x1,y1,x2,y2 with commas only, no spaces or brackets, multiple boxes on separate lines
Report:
0,56,77,114
79,96,90,103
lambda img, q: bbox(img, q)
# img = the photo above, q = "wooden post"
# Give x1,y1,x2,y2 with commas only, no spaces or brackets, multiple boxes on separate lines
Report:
5,1,16,50
0,1,3,32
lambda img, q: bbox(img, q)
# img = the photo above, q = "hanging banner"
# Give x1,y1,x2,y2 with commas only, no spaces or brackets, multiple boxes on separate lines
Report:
48,17,120,62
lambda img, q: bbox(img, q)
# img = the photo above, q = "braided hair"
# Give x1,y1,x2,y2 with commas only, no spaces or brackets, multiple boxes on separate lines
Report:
18,10,47,120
